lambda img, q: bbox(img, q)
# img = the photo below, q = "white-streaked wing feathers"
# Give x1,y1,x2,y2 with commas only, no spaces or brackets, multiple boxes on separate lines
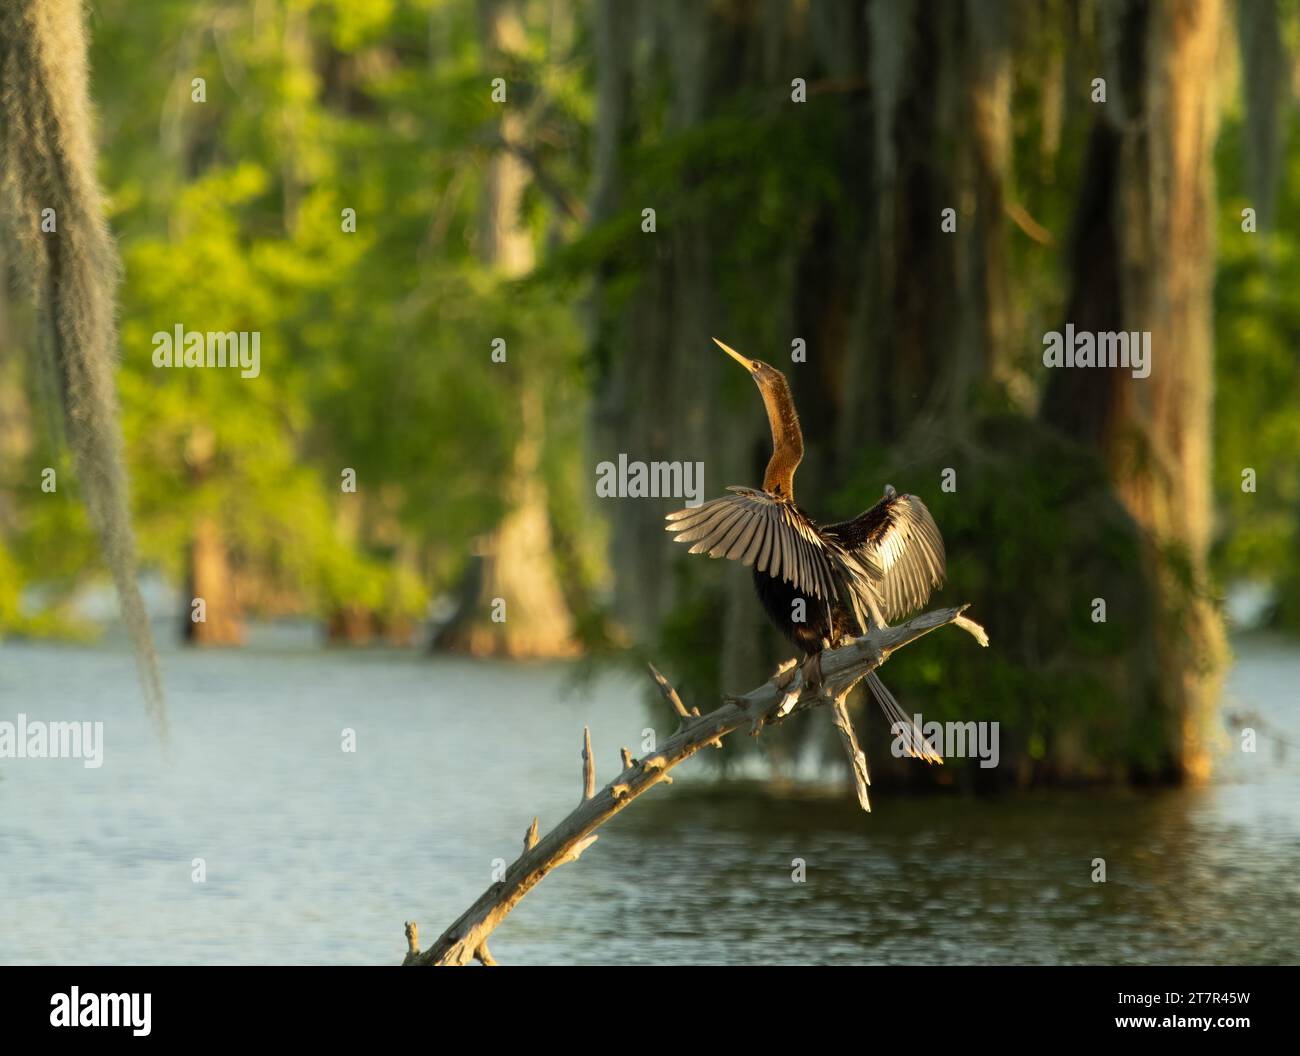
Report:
827,493,946,624
666,487,840,602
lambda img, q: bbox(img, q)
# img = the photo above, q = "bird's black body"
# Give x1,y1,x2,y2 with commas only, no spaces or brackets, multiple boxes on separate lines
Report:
753,567,855,653
750,516,856,654
665,338,949,769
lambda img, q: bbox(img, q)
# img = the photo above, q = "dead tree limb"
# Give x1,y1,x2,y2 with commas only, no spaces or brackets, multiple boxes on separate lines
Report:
830,688,872,812
403,604,987,966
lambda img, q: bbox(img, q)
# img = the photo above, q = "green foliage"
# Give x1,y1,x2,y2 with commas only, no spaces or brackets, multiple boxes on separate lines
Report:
2,0,1295,678
2,0,595,635
1214,109,1300,628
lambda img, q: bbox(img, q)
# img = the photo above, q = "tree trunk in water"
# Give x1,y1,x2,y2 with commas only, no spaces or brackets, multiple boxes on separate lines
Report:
436,389,578,658
1041,0,1227,780
182,424,243,645
434,0,577,658
587,0,1221,785
184,516,243,645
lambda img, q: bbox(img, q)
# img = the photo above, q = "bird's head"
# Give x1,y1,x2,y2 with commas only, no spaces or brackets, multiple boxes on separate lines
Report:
713,338,803,495
712,337,785,389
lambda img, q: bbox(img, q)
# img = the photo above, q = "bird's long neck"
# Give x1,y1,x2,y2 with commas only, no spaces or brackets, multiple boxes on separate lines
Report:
758,373,803,500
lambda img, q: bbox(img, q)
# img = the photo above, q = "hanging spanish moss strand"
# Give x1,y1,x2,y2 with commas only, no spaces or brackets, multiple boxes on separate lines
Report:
0,0,166,736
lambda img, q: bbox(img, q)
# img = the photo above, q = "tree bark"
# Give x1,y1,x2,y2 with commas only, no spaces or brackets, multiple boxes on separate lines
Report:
434,0,577,658
1041,0,1227,779
435,389,579,658
183,516,244,645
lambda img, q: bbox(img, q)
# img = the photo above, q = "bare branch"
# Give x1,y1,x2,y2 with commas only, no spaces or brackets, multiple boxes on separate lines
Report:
401,921,420,965
582,726,595,800
647,661,690,719
829,689,871,813
557,834,598,865
1005,200,1055,246
955,612,991,647
405,604,987,966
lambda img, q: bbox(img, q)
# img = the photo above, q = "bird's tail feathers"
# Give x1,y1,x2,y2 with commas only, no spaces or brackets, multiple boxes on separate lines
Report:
865,671,943,764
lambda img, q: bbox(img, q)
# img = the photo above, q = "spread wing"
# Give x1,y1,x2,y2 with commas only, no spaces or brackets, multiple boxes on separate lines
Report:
664,486,845,603
826,492,946,623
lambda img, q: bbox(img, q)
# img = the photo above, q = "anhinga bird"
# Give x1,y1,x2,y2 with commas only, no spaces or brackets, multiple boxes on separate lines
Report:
665,338,947,787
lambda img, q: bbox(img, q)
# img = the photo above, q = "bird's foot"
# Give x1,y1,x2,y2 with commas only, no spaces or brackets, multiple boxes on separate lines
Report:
800,650,830,697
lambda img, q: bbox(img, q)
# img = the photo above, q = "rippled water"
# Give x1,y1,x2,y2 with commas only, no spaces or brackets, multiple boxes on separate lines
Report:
1,630,1297,965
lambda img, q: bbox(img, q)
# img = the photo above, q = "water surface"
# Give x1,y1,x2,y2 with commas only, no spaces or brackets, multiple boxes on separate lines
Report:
1,632,1296,965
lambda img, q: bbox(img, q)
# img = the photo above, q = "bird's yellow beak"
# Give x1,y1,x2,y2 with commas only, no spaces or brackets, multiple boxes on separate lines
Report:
712,337,755,372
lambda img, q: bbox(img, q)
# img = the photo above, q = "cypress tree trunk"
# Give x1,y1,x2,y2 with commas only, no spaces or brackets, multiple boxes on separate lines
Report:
588,0,1225,784
184,517,244,645
1041,0,1227,779
182,424,243,645
434,0,577,658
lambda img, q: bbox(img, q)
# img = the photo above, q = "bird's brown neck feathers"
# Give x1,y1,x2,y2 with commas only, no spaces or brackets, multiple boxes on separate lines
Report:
757,371,803,500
